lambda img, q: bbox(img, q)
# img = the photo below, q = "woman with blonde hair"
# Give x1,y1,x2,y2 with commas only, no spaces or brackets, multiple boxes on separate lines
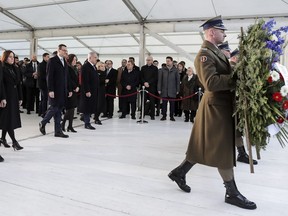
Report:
94,61,106,125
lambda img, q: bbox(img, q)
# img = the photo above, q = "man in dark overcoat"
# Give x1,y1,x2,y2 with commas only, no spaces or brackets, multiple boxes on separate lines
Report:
79,52,99,130
168,16,256,210
157,56,180,121
39,44,72,138
104,60,118,118
37,53,50,117
140,56,158,120
119,61,139,119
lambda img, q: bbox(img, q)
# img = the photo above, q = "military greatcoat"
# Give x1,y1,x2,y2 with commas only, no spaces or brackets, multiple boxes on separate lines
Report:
186,40,235,169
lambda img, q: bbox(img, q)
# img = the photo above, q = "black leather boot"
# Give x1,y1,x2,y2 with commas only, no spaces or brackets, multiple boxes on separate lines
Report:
0,138,11,148
237,146,257,165
184,111,189,122
12,141,24,151
168,160,193,193
190,110,196,123
224,179,257,209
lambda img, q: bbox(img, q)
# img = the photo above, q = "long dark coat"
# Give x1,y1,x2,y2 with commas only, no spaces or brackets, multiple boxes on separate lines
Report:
186,40,235,169
37,60,47,91
157,66,180,98
0,63,4,101
105,68,117,96
140,64,158,93
79,62,99,114
65,65,79,109
46,56,69,108
180,74,199,111
121,68,139,102
0,63,23,130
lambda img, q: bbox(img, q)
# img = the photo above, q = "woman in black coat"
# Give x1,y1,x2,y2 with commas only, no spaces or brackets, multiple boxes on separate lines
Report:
94,62,106,125
62,54,79,132
0,62,5,161
180,67,199,122
0,50,23,151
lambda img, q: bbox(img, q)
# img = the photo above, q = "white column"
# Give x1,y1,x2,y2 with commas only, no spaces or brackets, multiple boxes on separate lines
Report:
139,24,146,68
30,31,38,57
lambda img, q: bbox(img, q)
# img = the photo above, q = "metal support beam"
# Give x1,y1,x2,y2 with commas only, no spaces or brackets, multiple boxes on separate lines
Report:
139,24,146,67
73,36,97,53
122,0,144,23
130,33,150,55
0,7,34,31
146,28,195,62
30,32,38,57
37,45,52,55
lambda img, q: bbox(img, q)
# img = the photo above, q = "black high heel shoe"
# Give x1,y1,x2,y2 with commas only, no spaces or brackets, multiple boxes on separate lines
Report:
67,127,77,133
0,138,11,148
12,141,24,151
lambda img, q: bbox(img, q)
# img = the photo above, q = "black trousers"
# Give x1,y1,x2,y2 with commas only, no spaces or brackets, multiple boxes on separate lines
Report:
26,86,40,113
162,98,175,117
105,96,115,117
41,106,62,133
142,93,156,117
122,99,136,117
39,88,48,116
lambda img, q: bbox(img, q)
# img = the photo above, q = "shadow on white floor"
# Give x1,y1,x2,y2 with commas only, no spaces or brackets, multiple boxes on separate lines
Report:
0,112,287,216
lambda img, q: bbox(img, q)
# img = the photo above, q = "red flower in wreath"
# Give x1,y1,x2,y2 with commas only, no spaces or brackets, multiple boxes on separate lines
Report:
277,116,284,124
272,92,283,102
280,73,284,81
283,100,288,110
268,76,273,83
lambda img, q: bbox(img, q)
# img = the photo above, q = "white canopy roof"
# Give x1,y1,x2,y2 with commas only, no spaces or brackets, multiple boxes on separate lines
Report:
0,0,287,66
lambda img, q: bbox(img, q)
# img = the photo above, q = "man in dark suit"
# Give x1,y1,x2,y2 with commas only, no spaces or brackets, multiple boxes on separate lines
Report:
25,55,40,114
39,44,72,138
37,53,50,117
168,16,256,210
104,60,118,118
119,61,139,119
79,52,99,130
140,56,158,120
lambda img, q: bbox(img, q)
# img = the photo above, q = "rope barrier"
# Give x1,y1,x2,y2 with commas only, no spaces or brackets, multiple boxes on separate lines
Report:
105,91,138,98
106,89,199,101
147,91,198,101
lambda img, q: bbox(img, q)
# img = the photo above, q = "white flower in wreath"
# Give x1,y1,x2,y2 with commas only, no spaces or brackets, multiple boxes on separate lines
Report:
270,70,280,81
271,34,278,42
280,85,288,97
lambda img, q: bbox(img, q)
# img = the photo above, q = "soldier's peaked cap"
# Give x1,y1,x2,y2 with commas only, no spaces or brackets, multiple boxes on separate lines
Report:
200,15,227,30
230,48,239,57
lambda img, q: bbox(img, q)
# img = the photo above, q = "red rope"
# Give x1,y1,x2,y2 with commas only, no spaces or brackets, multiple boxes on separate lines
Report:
106,91,139,98
147,92,198,101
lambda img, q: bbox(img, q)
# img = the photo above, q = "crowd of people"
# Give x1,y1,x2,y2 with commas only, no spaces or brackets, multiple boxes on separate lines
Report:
0,14,259,210
0,45,201,160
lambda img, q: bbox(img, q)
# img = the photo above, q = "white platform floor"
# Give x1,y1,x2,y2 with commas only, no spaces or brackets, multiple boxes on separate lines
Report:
0,111,287,216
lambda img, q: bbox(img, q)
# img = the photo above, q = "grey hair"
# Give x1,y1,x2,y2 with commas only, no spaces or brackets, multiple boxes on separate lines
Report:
88,51,98,59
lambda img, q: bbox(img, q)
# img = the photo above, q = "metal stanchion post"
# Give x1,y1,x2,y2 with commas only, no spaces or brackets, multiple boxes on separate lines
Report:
137,86,148,124
198,87,202,104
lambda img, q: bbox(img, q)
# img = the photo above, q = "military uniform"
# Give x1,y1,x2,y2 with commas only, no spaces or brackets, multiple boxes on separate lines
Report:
168,16,256,210
186,40,235,169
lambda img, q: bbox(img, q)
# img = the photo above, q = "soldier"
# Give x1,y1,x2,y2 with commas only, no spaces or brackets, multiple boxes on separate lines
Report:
168,16,256,210
218,41,231,58
229,48,258,165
